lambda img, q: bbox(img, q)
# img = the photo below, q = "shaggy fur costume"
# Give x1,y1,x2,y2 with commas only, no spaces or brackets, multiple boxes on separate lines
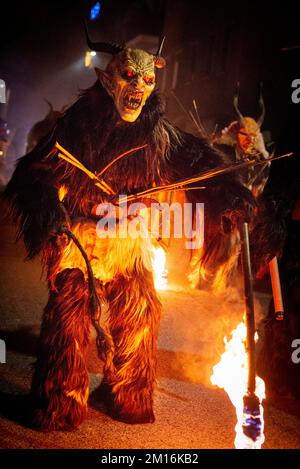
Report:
4,81,254,430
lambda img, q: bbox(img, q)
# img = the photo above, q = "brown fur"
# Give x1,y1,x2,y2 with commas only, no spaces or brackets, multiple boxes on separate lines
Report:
104,267,162,423
31,217,161,428
4,80,255,431
31,268,91,431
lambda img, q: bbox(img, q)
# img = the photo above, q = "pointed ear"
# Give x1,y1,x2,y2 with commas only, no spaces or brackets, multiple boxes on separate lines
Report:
94,67,113,95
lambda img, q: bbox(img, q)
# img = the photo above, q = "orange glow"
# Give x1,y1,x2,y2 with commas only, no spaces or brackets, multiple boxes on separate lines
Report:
152,246,168,290
58,185,68,202
269,256,284,317
210,321,265,449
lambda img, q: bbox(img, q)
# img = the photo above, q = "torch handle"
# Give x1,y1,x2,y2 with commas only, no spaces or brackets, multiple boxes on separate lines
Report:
240,222,256,395
269,256,284,320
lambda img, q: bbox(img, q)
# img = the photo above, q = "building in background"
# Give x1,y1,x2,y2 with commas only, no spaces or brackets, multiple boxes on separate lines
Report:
159,0,299,148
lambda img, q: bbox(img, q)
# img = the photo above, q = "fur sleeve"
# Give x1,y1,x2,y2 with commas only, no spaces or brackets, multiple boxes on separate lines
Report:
168,128,256,227
167,128,256,279
3,138,68,259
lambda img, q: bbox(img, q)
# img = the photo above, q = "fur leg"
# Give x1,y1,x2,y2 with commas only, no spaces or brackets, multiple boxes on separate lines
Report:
103,267,162,424
31,268,91,431
198,229,240,293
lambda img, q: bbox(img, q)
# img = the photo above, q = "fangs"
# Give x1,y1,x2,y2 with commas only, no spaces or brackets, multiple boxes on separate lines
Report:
123,91,143,110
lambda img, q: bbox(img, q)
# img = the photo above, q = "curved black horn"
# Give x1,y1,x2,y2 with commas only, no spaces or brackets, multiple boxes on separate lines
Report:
233,81,244,122
84,21,124,55
257,82,265,127
156,36,166,57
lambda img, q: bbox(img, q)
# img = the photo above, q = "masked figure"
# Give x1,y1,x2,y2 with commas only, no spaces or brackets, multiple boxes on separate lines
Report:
213,87,271,198
26,101,63,154
4,31,254,430
0,118,13,190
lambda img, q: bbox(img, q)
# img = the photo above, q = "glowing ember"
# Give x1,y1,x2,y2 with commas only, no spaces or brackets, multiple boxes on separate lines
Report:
58,185,68,202
152,246,168,290
210,321,265,449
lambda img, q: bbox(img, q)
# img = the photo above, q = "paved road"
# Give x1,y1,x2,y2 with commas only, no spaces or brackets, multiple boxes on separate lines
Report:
0,219,299,449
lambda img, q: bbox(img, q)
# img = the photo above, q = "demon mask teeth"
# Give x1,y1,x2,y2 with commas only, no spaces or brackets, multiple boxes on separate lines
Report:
96,48,163,122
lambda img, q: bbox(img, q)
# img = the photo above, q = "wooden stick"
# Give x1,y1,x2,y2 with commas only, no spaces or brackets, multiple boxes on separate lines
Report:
97,144,148,177
54,142,115,195
241,222,256,395
118,152,293,204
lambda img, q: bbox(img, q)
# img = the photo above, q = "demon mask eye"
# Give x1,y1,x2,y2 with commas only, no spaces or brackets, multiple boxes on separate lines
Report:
122,69,136,80
143,75,155,86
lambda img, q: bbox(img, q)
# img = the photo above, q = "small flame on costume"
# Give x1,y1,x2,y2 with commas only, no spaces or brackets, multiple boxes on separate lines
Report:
152,246,168,290
210,321,265,449
58,185,68,202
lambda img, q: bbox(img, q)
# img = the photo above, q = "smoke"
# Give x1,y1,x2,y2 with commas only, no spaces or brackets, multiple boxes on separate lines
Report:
158,285,268,386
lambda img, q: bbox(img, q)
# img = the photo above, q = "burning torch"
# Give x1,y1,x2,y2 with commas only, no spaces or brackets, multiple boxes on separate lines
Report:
240,222,264,448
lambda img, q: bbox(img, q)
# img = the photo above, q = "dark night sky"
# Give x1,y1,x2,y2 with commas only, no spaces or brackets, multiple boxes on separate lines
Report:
0,0,299,168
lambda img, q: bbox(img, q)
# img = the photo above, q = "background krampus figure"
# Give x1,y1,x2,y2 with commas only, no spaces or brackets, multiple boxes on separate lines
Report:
196,87,272,293
256,187,300,400
253,110,300,401
213,86,271,198
4,33,254,431
0,118,13,191
26,101,63,154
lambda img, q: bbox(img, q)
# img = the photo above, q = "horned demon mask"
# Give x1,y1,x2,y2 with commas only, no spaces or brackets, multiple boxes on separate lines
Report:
232,84,266,155
214,84,268,159
85,25,166,122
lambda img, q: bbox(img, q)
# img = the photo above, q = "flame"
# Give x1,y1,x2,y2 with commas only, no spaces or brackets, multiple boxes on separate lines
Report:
152,246,168,290
210,321,265,449
58,185,68,202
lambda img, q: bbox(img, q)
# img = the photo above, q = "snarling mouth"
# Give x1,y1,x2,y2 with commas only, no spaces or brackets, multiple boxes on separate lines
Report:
123,90,143,110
